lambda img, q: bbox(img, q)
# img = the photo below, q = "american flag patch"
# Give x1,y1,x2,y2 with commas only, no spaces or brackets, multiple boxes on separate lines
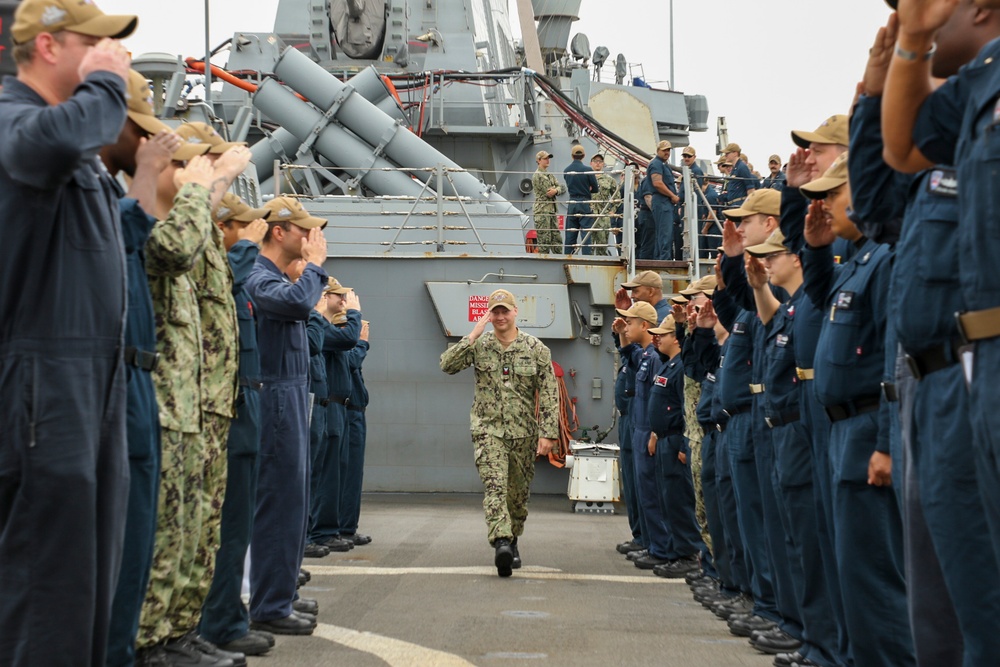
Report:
654,375,667,387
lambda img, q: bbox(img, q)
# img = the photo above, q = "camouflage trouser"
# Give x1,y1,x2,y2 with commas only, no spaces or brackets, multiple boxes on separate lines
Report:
137,415,229,646
473,433,536,544
589,214,610,256
171,412,230,633
534,210,562,254
684,376,710,549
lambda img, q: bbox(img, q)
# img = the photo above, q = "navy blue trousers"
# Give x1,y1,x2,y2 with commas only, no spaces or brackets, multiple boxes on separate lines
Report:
657,434,703,558
726,410,780,623
632,426,672,559
968,339,1000,583
310,402,346,541
306,400,327,542
564,203,594,255
700,427,734,589
339,408,366,535
250,380,310,622
200,389,261,646
636,209,654,260
0,353,128,667
652,200,678,261
714,427,750,592
828,411,915,667
106,366,160,667
618,411,643,543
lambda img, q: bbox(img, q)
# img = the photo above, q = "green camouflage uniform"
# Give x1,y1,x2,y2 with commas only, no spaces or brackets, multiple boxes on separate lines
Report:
590,172,619,256
440,330,559,543
532,167,565,254
137,183,214,648
683,374,710,549
171,223,239,631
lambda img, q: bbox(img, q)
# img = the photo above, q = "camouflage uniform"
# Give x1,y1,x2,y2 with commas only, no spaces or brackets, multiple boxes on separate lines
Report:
590,172,619,256
137,183,214,648
171,223,240,630
532,168,565,254
440,331,559,543
684,375,710,549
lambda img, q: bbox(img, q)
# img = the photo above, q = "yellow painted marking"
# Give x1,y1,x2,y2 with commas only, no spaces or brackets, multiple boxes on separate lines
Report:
313,623,477,666
304,564,679,585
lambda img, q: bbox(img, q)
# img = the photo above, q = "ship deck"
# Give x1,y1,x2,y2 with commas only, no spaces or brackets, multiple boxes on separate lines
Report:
272,493,773,666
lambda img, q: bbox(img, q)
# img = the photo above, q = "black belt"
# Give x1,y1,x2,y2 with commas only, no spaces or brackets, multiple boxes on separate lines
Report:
903,338,963,381
765,410,800,429
124,346,159,372
325,395,350,406
722,405,750,418
825,395,881,423
240,378,263,390
624,389,635,397
700,420,725,434
347,404,366,413
881,382,898,403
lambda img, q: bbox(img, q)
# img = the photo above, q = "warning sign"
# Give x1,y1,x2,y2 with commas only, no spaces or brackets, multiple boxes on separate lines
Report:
468,295,489,321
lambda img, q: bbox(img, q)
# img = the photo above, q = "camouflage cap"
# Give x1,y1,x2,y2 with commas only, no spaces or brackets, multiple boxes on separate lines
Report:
535,150,554,161
175,121,247,155
263,196,328,229
324,276,351,295
801,151,850,199
791,115,849,149
615,301,659,326
649,315,677,336
746,229,789,256
621,270,663,290
487,289,517,312
679,274,718,297
214,192,270,223
12,0,137,44
125,70,171,136
723,188,782,219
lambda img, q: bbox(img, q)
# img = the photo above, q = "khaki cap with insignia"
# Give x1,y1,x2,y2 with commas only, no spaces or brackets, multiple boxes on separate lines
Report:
324,276,351,295
487,289,517,312
746,229,789,256
621,270,663,290
263,196,328,229
175,121,247,155
681,147,696,157
679,274,718,297
535,150,554,161
723,188,782,219
649,315,677,335
125,70,171,136
768,154,782,165
214,192,270,223
615,301,659,326
722,142,741,155
571,145,586,157
801,152,850,199
656,140,673,151
12,0,137,44
791,114,849,149
669,294,688,305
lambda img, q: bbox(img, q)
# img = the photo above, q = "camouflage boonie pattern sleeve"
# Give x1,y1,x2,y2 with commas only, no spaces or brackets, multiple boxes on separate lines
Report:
190,224,239,419
595,173,618,215
440,335,477,375
145,183,213,277
146,184,215,433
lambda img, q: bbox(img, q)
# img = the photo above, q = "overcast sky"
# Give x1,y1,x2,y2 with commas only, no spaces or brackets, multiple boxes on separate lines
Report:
100,0,894,172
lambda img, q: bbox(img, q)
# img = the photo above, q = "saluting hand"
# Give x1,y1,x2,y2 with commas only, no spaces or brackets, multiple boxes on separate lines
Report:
804,199,836,248
345,289,361,312
301,227,327,266
611,316,626,335
79,38,130,83
671,302,686,324
714,251,726,291
238,218,268,245
696,300,718,329
286,259,306,282
896,0,961,38
614,287,633,310
861,14,898,98
360,320,370,342
785,148,812,189
173,155,214,190
745,255,768,289
721,219,743,258
469,311,492,342
135,130,181,175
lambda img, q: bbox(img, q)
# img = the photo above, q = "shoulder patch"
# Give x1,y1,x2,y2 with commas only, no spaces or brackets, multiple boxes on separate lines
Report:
927,168,958,198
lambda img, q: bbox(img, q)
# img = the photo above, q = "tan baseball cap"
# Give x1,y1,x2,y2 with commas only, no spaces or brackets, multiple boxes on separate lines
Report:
679,274,718,297
214,192,270,223
649,315,677,336
681,147,696,157
535,150,554,161
615,301,659,326
801,152,850,199
656,140,673,151
669,294,688,305
487,289,517,312
768,154,781,165
746,229,789,256
324,276,351,295
716,156,732,167
791,115,849,149
175,121,247,155
263,196,328,229
12,0,137,44
621,270,663,290
125,70,171,136
571,145,586,157
723,188,782,219
722,142,741,155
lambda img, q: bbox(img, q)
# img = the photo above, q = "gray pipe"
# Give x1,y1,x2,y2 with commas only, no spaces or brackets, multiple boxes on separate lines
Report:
253,78,427,198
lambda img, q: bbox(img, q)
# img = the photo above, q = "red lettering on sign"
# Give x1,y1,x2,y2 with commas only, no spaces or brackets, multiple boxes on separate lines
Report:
468,295,489,321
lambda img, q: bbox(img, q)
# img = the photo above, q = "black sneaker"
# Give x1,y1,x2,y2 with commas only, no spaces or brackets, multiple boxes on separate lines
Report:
494,538,514,577
511,538,522,569
303,542,329,558
318,536,354,552
185,634,247,666
616,540,642,554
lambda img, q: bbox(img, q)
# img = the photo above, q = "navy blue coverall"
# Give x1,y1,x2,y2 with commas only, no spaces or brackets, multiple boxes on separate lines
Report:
199,239,264,646
563,158,599,255
246,256,328,622
648,155,681,260
306,311,328,546
636,175,655,260
341,337,371,537
615,355,642,545
0,72,130,667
